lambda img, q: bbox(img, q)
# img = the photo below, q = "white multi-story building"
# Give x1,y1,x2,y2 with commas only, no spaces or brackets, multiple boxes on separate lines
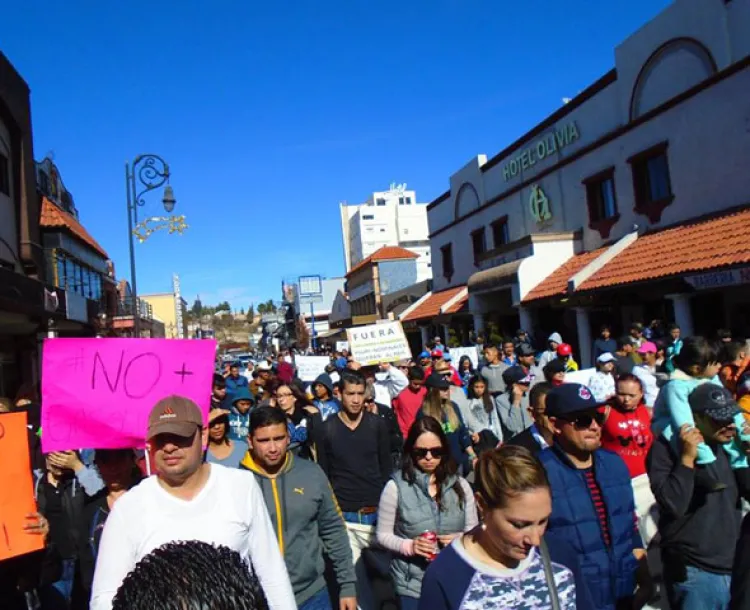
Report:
340,183,432,282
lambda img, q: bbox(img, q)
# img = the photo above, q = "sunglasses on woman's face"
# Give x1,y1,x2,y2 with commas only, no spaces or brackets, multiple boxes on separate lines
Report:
412,446,447,459
561,411,605,430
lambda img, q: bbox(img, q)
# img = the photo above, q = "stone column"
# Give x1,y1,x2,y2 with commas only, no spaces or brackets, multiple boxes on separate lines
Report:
442,324,451,345
575,307,592,369
666,294,694,337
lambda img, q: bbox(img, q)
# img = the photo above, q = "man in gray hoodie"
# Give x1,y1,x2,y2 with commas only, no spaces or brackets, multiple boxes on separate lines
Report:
241,406,356,610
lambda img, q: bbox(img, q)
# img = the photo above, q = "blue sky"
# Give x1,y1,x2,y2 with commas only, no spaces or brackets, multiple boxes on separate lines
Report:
1,0,671,311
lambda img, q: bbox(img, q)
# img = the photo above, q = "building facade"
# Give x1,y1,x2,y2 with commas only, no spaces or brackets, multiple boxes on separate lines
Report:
421,0,750,366
37,157,118,337
340,183,432,282
292,277,346,340
141,275,188,339
0,52,48,396
346,246,419,325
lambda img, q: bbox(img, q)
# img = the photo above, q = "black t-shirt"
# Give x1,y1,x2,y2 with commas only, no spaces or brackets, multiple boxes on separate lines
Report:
317,412,392,512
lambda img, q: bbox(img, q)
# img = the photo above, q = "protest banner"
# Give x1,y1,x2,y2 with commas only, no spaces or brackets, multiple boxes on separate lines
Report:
41,338,216,452
565,367,596,386
450,346,480,369
347,321,411,366
0,412,45,561
335,341,349,353
295,355,330,382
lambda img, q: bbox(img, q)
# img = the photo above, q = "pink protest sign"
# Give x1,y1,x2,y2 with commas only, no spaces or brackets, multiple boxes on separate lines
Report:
41,338,217,452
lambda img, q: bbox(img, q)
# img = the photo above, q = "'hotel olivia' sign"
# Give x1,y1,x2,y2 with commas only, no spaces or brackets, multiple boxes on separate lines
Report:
502,122,580,181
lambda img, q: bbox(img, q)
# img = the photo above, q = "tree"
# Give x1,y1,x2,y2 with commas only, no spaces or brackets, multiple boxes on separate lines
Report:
191,298,202,317
263,299,277,314
215,301,231,313
239,307,245,315
257,303,267,315
247,303,255,320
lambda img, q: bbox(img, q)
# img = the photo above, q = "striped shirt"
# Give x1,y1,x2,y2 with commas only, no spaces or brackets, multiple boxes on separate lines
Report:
583,468,610,546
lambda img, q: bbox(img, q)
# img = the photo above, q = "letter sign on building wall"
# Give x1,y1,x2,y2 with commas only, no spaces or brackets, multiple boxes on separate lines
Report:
529,185,552,224
502,122,580,182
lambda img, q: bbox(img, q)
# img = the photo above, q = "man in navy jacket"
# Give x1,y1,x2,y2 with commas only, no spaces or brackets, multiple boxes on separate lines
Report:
539,383,645,610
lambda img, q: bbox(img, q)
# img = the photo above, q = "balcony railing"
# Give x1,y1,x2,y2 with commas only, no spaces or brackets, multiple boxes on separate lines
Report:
116,298,153,320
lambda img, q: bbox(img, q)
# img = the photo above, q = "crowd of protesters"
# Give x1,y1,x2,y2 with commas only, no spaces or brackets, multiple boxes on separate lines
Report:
1,321,750,610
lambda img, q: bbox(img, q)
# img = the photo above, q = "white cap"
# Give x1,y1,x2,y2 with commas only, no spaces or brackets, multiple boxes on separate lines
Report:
597,352,616,364
256,361,272,371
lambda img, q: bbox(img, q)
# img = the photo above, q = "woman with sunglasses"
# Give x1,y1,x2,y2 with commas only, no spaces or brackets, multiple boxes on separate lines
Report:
376,417,477,610
419,373,477,474
206,408,248,468
419,445,592,610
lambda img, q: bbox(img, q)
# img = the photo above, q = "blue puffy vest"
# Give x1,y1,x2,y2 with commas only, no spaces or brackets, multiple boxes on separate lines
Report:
539,445,640,610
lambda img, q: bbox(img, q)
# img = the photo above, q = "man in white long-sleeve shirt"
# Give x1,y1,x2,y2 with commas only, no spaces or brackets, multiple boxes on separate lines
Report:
90,395,296,610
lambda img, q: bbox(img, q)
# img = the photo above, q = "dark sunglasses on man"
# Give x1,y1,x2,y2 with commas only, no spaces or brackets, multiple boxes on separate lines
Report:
560,410,606,430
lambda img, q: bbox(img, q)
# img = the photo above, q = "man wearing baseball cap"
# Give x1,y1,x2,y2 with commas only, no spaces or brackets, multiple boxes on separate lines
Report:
90,395,296,610
649,384,750,609
515,342,543,387
539,383,644,610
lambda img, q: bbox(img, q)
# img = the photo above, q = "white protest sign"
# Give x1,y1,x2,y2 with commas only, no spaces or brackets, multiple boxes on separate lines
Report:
564,367,596,386
295,355,330,382
449,346,479,369
336,341,349,352
347,321,411,366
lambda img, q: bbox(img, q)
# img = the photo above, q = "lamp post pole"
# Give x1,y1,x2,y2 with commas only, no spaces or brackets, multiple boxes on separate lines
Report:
125,154,176,338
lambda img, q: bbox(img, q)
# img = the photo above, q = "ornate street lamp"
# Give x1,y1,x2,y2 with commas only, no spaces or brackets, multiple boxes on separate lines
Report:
125,154,186,337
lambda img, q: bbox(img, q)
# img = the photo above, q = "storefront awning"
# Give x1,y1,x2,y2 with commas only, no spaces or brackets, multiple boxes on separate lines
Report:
401,286,467,323
523,248,606,302
467,260,522,294
524,206,750,301
577,207,750,292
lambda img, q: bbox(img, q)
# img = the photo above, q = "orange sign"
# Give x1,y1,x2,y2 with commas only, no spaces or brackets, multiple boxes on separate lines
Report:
0,412,44,561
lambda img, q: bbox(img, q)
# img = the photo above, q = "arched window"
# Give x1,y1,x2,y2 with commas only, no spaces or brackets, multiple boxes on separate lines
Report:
454,182,480,220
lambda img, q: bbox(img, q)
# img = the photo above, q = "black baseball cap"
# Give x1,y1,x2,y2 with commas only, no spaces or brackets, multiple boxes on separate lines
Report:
425,373,450,390
689,384,741,423
502,366,532,387
516,343,535,357
545,383,601,418
544,359,566,376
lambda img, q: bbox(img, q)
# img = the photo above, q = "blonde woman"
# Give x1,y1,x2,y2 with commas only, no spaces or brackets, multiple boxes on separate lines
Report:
419,445,594,610
418,373,476,475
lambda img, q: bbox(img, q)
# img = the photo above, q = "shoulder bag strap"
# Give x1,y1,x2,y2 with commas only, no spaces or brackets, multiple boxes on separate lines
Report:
539,537,561,610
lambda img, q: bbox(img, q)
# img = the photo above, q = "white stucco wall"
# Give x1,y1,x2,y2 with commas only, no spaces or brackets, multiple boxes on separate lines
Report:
0,118,17,267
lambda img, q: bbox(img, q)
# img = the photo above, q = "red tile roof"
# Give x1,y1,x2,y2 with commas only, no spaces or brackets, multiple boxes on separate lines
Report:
523,248,606,302
580,208,750,291
347,246,419,277
402,286,466,322
40,197,109,259
444,292,468,314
